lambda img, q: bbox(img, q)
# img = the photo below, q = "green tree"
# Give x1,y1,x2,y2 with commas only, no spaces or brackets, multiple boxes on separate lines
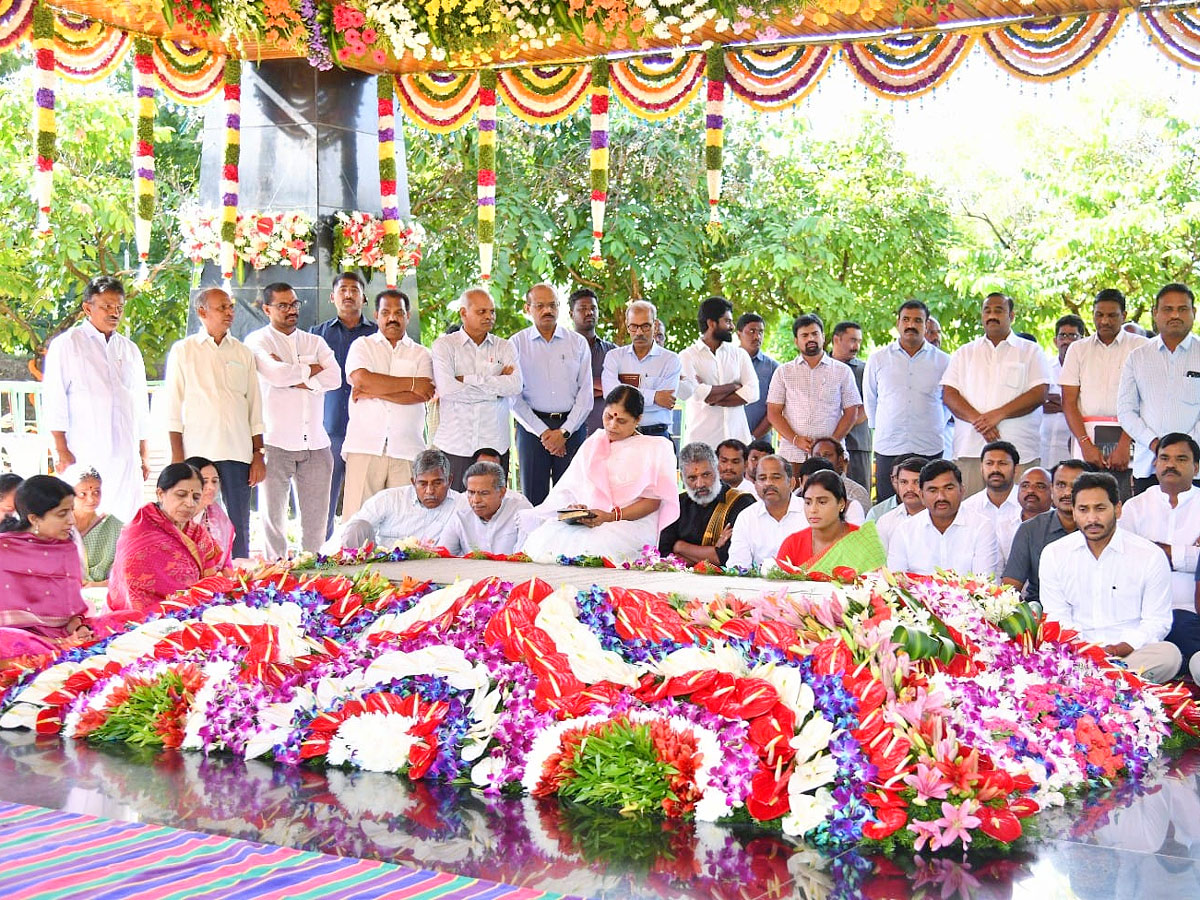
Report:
0,69,201,372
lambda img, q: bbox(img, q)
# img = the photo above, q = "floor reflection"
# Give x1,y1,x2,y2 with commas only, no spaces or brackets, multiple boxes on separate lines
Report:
0,730,1196,899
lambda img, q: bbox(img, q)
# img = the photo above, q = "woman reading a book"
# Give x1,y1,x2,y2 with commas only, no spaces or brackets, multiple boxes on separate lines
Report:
775,469,886,576
520,385,679,563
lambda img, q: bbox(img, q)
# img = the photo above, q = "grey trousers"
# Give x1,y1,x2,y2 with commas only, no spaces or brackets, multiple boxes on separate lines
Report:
261,445,334,561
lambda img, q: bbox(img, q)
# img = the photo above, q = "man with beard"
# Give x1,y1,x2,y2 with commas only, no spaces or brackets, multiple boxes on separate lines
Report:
961,441,1024,563
716,439,755,494
1117,283,1200,494
887,459,1002,577
510,283,593,506
341,290,435,518
569,288,615,435
658,443,756,565
1040,472,1180,683
1003,459,1087,603
1118,433,1200,682
245,282,341,559
765,314,863,466
941,293,1051,496
680,297,759,447
875,455,927,552
1017,467,1053,520
736,313,779,439
864,301,950,503
1060,289,1147,501
324,449,461,552
727,455,807,569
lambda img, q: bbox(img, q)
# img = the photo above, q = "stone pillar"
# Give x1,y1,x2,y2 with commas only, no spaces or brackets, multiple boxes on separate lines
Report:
193,59,417,339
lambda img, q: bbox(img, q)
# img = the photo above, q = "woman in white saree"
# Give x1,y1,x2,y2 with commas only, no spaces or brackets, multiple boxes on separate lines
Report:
520,385,680,563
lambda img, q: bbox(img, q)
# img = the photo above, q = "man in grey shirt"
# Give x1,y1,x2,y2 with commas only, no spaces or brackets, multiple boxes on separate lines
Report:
1002,459,1088,603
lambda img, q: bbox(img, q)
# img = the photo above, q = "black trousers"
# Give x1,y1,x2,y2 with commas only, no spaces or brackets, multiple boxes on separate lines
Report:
873,451,941,503
516,418,586,506
447,451,510,493
214,459,251,559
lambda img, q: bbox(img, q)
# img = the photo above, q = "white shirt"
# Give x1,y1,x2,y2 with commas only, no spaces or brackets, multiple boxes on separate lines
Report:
940,333,1051,461
876,504,916,552
1119,486,1200,612
726,497,807,569
863,340,950,456
162,331,264,464
887,509,1002,578
679,339,759,446
1039,529,1173,649
960,488,1024,565
734,478,756,495
1116,334,1200,478
437,492,532,556
41,321,150,520
337,485,461,549
1059,329,1148,418
244,325,341,451
431,330,522,455
1040,357,1072,470
343,332,434,461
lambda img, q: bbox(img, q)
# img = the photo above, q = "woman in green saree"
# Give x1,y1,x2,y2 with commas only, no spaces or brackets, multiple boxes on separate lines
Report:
67,465,123,587
775,470,886,576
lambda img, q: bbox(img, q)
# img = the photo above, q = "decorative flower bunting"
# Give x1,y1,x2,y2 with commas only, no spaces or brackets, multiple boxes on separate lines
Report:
980,12,1127,81
843,33,975,100
476,69,497,282
395,71,480,133
1142,7,1200,70
611,53,706,121
497,64,591,126
133,38,157,269
725,45,833,112
0,0,34,53
588,59,608,270
30,2,54,237
704,48,724,231
220,58,241,282
53,13,128,83
378,74,401,288
152,39,225,104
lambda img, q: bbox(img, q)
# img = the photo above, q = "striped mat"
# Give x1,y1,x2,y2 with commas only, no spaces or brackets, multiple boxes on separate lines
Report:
0,801,563,900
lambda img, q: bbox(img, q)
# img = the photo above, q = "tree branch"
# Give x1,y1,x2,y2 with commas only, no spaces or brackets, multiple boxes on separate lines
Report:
958,202,1012,250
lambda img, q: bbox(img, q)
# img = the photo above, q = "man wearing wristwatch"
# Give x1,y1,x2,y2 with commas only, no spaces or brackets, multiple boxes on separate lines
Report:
510,283,593,506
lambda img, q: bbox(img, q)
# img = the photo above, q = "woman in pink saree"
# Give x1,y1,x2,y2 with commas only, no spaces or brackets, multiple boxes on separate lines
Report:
0,475,92,653
521,385,680,563
107,463,222,616
186,456,235,569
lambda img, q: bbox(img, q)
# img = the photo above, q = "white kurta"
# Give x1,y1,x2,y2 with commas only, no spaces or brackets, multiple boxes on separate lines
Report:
41,321,150,521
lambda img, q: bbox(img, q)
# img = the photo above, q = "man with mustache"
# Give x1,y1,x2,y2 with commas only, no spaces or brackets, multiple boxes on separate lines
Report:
245,282,341,559
1017,466,1053,520
941,292,1052,497
658,442,756,566
1002,459,1087,603
341,290,435,518
569,288,615,436
864,301,949,503
1040,472,1180,684
887,459,1002,577
42,275,150,522
716,439,755,494
437,461,531,556
163,287,265,559
736,313,779,440
830,321,873,496
1060,289,1147,502
961,440,1023,564
1117,433,1200,683
1040,315,1085,470
726,455,808,570
680,296,759,447
601,300,684,448
1117,283,1200,495
809,438,871,520
875,455,927,552
765,314,863,468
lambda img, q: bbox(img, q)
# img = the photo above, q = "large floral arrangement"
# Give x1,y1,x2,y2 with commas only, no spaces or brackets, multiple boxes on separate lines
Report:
331,209,425,275
180,209,315,274
1,566,1197,857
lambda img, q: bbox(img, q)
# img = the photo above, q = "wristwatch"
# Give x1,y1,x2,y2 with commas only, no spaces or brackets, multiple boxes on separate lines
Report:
561,429,571,440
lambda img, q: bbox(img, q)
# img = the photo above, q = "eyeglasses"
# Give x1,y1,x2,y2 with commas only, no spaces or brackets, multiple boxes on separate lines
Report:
627,323,654,334
271,301,301,312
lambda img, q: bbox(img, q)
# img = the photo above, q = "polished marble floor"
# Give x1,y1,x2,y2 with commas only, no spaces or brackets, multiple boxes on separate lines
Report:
0,730,1196,899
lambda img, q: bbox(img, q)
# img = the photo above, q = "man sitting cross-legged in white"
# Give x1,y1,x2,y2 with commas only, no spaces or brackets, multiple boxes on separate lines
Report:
323,448,461,553
1039,471,1181,684
437,461,532,557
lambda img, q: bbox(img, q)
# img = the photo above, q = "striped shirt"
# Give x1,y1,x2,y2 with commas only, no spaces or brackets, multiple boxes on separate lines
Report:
765,354,862,463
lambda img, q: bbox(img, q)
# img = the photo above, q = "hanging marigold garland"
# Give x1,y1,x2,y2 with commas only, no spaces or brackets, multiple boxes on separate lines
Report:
0,0,35,53
133,38,157,269
220,58,241,281
476,69,497,282
378,73,401,288
31,2,55,237
54,13,129,83
588,58,608,270
704,48,724,232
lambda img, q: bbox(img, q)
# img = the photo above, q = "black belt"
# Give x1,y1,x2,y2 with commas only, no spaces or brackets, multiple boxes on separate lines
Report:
533,410,569,424
638,423,670,436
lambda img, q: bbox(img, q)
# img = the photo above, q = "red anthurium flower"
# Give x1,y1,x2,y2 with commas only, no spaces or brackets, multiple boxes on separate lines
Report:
730,678,780,720
747,703,797,766
753,620,795,651
811,637,853,675
1009,797,1040,818
407,738,439,779
976,805,1022,843
664,670,718,698
976,768,1014,802
831,565,858,583
308,575,353,600
509,578,554,604
805,571,833,582
746,766,792,821
861,806,907,840
718,618,755,641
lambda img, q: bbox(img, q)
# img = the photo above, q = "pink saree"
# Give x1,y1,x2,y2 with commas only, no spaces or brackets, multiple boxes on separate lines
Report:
0,532,88,640
108,503,222,615
197,502,235,569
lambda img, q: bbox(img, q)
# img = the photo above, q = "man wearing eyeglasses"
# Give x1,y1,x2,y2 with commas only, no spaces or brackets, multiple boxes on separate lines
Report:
601,300,684,448
245,282,341,560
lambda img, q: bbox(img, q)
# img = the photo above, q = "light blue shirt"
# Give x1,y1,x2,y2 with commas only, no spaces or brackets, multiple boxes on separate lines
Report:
600,343,683,429
1117,333,1200,478
509,324,593,437
863,340,950,456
